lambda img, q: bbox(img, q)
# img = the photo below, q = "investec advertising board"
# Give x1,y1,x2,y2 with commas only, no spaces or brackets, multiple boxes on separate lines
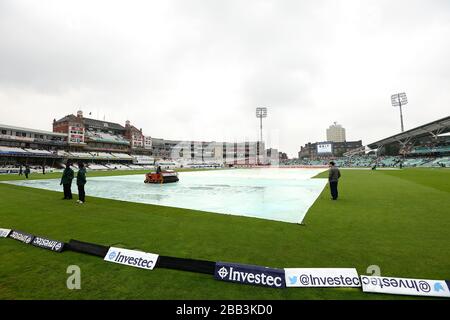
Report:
215,262,286,288
32,236,64,252
285,268,360,287
361,276,450,298
104,247,159,270
0,228,11,238
8,230,34,244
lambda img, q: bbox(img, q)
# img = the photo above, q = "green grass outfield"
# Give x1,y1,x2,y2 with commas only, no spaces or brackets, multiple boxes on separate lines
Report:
0,168,449,299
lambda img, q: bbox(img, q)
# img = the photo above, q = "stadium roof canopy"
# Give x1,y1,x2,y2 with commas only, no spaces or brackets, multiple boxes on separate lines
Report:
367,116,450,149
83,117,125,130
55,114,125,131
0,123,67,137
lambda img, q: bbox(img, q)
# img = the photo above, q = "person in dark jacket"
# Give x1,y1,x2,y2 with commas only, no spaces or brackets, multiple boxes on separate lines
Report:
60,162,74,199
19,165,23,176
76,162,87,204
24,165,30,179
328,161,341,200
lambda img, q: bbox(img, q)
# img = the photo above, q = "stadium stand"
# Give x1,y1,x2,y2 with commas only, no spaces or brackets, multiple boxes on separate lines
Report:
67,152,95,159
90,152,116,160
0,165,21,174
0,164,59,174
87,164,110,170
112,153,134,160
368,116,450,155
410,145,450,154
104,163,131,170
132,155,154,164
377,156,400,167
23,148,55,156
401,158,429,167
281,154,450,168
0,146,29,155
57,150,73,157
127,164,147,169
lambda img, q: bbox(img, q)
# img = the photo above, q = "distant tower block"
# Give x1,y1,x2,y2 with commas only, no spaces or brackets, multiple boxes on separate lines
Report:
77,110,83,118
326,122,346,142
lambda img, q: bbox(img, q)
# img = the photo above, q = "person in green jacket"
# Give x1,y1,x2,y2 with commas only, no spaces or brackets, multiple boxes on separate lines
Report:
60,161,74,200
76,162,87,204
24,165,30,179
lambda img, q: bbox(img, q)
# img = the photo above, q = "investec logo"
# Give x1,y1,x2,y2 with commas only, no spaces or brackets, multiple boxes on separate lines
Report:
361,276,450,298
32,236,64,252
0,228,11,238
284,268,361,287
9,230,34,244
215,262,286,288
104,247,159,270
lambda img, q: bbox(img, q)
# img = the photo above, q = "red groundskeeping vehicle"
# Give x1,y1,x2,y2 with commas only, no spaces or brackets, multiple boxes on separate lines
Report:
144,170,179,184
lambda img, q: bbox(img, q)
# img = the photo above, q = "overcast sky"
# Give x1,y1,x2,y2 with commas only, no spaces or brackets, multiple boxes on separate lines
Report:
1,0,449,157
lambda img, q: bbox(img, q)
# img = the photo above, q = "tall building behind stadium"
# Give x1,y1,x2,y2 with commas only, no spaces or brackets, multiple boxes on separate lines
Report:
326,122,346,142
298,122,361,158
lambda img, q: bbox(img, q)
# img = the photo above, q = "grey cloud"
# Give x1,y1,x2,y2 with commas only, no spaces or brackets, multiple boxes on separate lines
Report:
0,0,449,157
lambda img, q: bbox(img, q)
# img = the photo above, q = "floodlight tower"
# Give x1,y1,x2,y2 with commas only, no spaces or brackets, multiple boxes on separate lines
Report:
391,92,408,132
256,107,268,165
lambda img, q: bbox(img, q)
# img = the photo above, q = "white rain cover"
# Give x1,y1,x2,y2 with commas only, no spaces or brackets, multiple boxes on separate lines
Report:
3,168,327,224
